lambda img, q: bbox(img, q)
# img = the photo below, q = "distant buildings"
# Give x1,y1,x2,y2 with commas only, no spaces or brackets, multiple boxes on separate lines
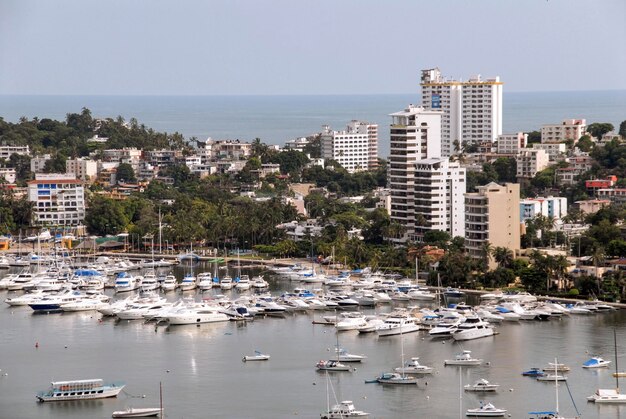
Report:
496,132,527,154
420,67,503,156
0,167,16,184
27,173,85,226
516,149,549,179
585,175,617,193
576,199,610,215
0,145,29,160
519,196,567,222
541,119,586,143
320,120,378,172
464,182,521,263
66,158,98,182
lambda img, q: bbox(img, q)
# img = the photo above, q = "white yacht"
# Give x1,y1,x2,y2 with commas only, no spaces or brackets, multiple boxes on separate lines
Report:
161,275,177,292
330,347,367,363
466,402,507,417
464,378,500,392
376,314,421,337
444,350,482,366
321,400,369,418
252,275,269,288
140,274,160,292
220,276,234,290
428,312,465,337
197,272,213,290
179,274,197,291
165,305,229,325
394,357,433,374
335,313,368,331
235,275,251,291
114,273,141,293
452,317,495,341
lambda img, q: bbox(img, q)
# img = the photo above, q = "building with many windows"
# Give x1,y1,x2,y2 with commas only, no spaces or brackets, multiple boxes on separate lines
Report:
516,149,549,179
519,196,568,222
464,182,521,265
0,145,29,160
420,68,503,157
388,105,443,240
413,158,466,240
66,158,98,182
320,121,378,172
27,173,85,226
541,119,586,143
496,132,527,154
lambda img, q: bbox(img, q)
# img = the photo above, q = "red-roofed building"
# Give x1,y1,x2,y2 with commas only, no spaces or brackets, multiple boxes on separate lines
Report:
585,175,617,192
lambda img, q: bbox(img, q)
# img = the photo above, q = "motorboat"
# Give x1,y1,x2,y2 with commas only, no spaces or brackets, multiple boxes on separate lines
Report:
428,312,465,337
161,275,177,292
29,290,87,312
222,304,255,321
464,378,500,392
252,275,269,288
165,306,229,325
242,351,270,362
197,272,213,290
357,318,385,334
372,372,418,385
451,317,495,341
537,374,567,382
112,407,162,418
179,274,197,291
587,388,626,403
114,272,141,293
582,356,611,369
235,275,251,291
542,362,570,372
140,274,160,292
466,402,507,417
315,360,352,372
4,289,47,306
480,291,504,301
443,287,465,298
522,368,546,377
406,287,436,301
394,357,433,374
335,313,368,331
330,347,367,363
36,378,125,402
61,296,110,312
220,276,234,290
255,296,287,315
376,314,421,336
444,350,482,366
321,401,369,418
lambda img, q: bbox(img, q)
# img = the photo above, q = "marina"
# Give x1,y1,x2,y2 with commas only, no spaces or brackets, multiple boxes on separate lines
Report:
1,261,626,418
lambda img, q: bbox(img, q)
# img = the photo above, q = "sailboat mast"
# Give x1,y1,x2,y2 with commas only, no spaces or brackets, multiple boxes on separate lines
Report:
459,365,462,419
554,357,559,414
613,328,619,393
159,381,163,419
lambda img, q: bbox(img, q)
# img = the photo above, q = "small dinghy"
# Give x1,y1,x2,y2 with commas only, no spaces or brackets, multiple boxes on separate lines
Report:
242,350,270,362
466,402,507,417
582,356,611,369
112,407,162,418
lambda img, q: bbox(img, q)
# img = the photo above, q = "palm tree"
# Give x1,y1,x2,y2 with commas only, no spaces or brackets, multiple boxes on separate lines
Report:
480,241,493,271
492,246,513,269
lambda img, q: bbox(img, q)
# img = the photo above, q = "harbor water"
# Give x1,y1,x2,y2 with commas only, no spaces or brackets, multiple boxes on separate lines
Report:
1,264,626,418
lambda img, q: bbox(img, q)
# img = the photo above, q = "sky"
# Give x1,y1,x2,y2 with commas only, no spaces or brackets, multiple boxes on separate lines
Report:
1,0,625,95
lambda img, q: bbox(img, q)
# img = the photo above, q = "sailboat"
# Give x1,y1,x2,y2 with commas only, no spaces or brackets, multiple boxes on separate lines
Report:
587,328,626,403
371,324,418,385
529,358,580,419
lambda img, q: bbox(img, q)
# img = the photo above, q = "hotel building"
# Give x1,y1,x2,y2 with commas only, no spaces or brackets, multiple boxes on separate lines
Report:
320,121,378,172
27,173,86,226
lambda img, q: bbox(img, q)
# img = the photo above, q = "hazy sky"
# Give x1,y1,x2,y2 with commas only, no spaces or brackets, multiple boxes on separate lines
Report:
1,0,624,95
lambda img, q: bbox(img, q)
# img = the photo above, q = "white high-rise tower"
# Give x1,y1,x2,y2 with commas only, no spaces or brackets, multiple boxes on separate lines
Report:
420,68,503,157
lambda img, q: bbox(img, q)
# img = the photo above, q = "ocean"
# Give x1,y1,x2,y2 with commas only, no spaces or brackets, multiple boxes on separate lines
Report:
1,91,625,157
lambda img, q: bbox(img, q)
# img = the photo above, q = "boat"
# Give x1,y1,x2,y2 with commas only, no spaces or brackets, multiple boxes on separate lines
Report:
371,372,418,385
321,400,369,418
444,350,483,366
464,378,499,392
316,360,352,372
443,287,465,298
114,272,141,293
220,276,234,290
537,374,567,382
587,329,626,403
522,368,546,377
330,348,367,363
242,351,270,362
165,306,229,325
394,357,433,374
542,363,570,372
179,273,197,291
111,407,162,418
582,356,611,369
36,378,125,402
375,313,421,336
530,358,580,418
451,317,495,341
466,402,507,417
197,272,213,290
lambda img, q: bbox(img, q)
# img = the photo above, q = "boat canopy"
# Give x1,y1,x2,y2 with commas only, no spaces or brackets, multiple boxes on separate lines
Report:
74,269,102,277
583,358,602,366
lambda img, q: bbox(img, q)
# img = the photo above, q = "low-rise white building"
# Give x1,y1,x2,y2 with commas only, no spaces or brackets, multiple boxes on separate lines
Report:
66,158,98,182
532,143,567,161
516,149,549,179
30,154,52,173
284,137,311,152
0,145,29,160
27,173,85,226
0,167,16,183
541,119,586,143
497,132,527,154
519,196,568,222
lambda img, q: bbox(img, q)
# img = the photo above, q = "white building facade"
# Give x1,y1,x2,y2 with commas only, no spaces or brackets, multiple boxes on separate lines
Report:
520,196,568,222
497,132,527,154
66,158,98,182
27,173,85,226
320,121,378,173
420,68,503,157
541,119,586,143
516,149,549,179
414,158,466,239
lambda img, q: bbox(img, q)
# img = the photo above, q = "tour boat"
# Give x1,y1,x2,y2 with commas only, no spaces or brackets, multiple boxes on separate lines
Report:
321,400,369,418
394,357,433,374
466,402,507,417
111,407,162,418
36,378,124,402
316,360,352,372
464,378,500,392
451,317,495,341
444,350,482,366
582,356,611,369
242,351,270,362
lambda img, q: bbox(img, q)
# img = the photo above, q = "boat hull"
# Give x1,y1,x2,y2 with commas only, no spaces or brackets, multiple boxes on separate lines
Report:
112,407,162,417
37,385,124,402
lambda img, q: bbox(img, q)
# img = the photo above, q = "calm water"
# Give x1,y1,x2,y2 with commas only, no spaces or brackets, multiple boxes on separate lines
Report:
1,264,626,418
1,92,625,157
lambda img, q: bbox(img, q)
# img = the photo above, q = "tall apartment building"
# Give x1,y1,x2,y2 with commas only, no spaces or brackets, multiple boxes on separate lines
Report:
541,119,586,143
496,132,527,154
465,182,521,264
414,158,466,239
27,173,85,226
420,68,503,157
320,121,378,173
388,105,443,240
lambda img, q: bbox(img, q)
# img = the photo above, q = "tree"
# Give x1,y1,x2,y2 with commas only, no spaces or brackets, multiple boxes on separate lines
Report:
527,131,541,145
619,120,626,139
492,246,513,269
116,163,136,183
85,196,129,235
576,135,594,152
587,122,614,140
422,230,451,248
